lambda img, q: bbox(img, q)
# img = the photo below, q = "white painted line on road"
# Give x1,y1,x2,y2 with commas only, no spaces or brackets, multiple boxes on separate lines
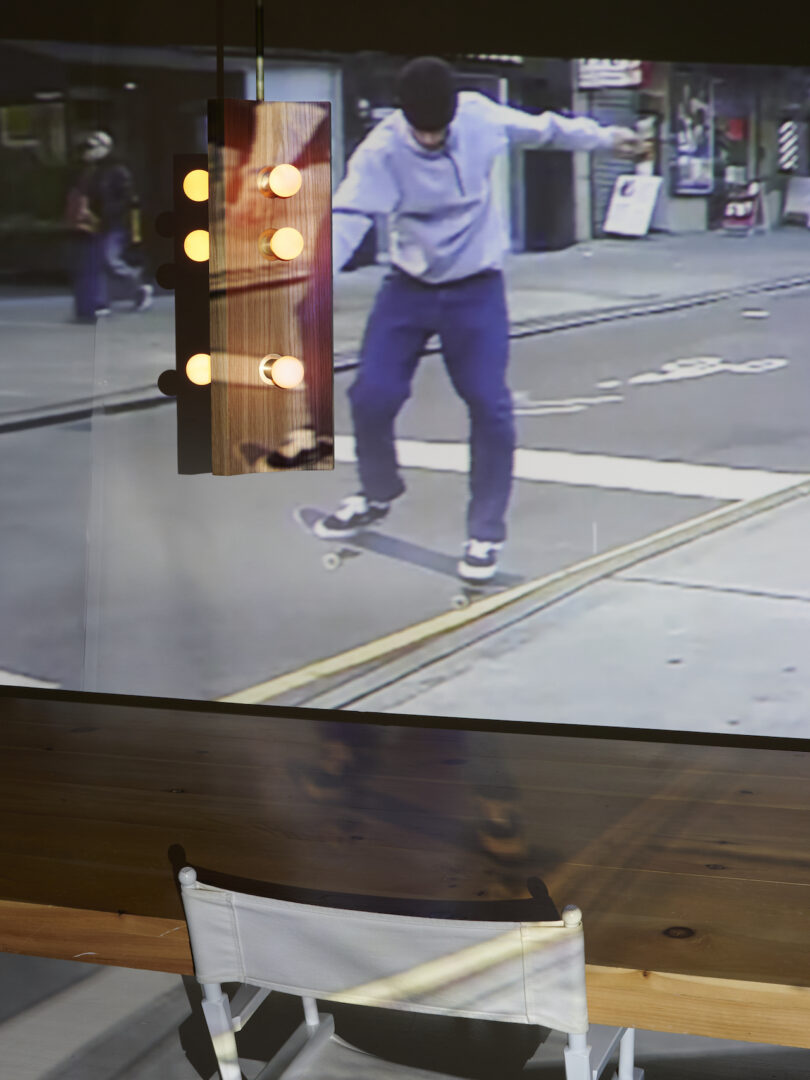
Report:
0,670,59,688
333,435,807,502
512,392,624,416
509,450,804,501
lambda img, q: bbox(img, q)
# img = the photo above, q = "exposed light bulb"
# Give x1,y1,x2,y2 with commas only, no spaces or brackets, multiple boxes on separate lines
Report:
259,354,305,389
183,229,209,261
259,226,304,261
182,169,209,202
258,163,302,198
185,353,211,385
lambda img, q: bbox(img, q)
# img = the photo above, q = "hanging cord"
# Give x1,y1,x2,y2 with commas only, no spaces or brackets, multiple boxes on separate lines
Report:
255,0,264,102
215,0,224,101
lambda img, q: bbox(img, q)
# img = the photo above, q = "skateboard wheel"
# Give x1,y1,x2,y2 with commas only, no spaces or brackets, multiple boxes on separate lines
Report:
451,593,471,610
322,552,342,571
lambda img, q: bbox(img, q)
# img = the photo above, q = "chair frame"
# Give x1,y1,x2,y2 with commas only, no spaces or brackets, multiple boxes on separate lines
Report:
179,867,643,1080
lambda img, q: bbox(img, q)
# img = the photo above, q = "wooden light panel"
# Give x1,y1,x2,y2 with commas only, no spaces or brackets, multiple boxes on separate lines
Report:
208,100,333,475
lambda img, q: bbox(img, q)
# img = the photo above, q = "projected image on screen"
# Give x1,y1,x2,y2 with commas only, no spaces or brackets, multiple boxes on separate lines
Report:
1,41,809,737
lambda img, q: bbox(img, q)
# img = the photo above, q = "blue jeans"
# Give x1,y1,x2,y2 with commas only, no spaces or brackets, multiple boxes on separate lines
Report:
72,233,107,320
102,227,143,296
349,269,515,543
72,227,143,319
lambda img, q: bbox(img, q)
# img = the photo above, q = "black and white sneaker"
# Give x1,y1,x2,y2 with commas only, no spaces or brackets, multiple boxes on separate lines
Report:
134,283,153,312
458,539,501,582
313,494,390,539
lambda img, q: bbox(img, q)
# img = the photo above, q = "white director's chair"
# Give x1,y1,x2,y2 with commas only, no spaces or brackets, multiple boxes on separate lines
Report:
179,867,643,1080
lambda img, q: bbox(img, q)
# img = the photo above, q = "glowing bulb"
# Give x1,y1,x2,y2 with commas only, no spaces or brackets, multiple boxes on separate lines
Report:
259,227,303,261
258,164,302,198
259,354,304,389
270,355,305,388
185,353,211,386
182,169,209,201
183,229,209,261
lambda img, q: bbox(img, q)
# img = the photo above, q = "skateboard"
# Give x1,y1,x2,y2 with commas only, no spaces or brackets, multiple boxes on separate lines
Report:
293,506,523,609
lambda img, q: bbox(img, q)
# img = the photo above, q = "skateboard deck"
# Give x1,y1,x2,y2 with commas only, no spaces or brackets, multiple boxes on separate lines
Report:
293,506,522,609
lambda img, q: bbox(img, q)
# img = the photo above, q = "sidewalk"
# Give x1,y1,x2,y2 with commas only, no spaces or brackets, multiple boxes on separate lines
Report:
335,227,810,356
1,228,809,429
328,489,810,741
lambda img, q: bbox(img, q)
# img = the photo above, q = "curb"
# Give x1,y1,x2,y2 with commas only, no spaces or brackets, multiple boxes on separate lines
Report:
218,476,810,708
3,273,809,431
0,386,172,434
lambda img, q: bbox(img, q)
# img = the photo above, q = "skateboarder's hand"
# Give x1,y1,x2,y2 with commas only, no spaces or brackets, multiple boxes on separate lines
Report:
607,126,649,158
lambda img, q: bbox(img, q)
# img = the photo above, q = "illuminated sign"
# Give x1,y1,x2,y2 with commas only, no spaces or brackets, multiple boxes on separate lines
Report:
577,59,643,89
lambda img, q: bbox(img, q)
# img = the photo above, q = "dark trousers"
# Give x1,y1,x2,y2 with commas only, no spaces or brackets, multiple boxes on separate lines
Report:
102,227,143,297
72,233,107,320
348,269,515,544
72,228,143,321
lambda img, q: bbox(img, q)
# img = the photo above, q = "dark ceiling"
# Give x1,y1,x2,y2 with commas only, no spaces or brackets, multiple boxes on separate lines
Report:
4,0,809,68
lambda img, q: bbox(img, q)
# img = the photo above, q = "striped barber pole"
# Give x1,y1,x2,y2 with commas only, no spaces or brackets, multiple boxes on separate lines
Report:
779,121,799,172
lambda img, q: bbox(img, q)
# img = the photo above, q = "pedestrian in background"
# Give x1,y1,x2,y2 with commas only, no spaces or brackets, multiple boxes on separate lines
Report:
316,56,644,581
65,131,152,322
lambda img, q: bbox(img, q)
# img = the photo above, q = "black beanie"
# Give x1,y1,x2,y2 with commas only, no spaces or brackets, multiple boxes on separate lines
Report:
396,57,457,131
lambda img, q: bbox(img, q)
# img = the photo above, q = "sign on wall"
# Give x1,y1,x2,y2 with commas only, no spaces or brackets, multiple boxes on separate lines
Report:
671,72,714,195
577,60,643,89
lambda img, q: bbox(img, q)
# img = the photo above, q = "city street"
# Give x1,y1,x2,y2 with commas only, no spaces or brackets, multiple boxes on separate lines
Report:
1,268,808,709
4,37,810,1080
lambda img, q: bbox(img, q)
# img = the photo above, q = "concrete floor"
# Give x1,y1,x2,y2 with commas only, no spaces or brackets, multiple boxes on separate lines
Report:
1,955,808,1080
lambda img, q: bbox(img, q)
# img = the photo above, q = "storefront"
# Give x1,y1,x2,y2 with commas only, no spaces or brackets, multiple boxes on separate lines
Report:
662,63,805,232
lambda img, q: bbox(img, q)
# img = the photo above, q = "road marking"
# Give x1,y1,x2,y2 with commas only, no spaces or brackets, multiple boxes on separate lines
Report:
218,477,810,706
333,435,806,502
512,391,623,416
628,356,788,385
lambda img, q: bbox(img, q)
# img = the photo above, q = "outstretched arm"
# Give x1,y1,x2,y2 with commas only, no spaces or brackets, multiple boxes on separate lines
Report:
480,96,646,157
332,132,400,273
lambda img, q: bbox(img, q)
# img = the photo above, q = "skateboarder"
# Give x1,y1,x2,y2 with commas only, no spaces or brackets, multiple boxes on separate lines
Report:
316,56,645,581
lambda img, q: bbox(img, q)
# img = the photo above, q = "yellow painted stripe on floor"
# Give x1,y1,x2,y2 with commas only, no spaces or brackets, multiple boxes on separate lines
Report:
218,478,810,706
219,577,538,704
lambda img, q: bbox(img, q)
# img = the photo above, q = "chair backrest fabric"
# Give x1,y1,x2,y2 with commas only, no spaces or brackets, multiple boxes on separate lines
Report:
180,876,589,1033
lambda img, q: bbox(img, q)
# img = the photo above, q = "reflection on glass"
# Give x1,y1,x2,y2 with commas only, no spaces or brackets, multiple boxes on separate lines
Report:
0,38,805,744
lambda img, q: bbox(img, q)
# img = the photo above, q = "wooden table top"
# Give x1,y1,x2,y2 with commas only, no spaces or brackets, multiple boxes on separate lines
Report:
1,689,809,1047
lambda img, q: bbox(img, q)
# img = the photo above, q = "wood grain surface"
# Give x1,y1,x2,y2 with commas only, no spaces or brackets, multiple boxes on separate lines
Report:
1,691,809,1045
209,100,332,474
